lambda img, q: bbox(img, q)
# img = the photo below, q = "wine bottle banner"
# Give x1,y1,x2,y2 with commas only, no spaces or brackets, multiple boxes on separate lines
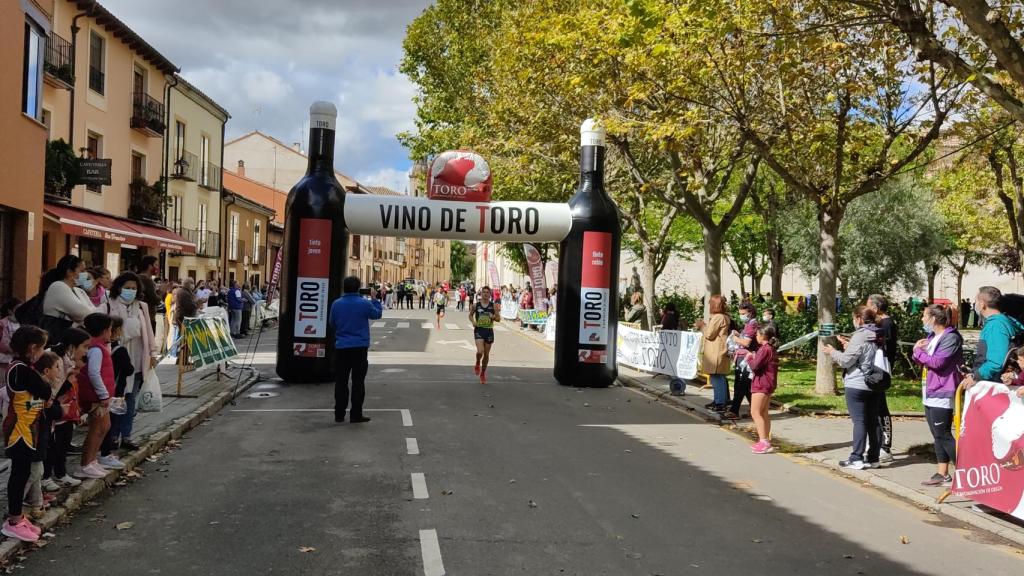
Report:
344,194,573,242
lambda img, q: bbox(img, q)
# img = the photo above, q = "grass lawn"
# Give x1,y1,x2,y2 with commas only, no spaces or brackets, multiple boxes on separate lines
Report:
773,359,923,413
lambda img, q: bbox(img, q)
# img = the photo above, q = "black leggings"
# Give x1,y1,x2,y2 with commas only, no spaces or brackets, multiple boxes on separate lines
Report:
7,457,31,517
878,393,893,451
729,367,752,414
925,406,956,464
43,422,74,479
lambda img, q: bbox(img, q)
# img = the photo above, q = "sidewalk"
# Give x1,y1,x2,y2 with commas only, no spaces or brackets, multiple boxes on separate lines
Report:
507,323,1024,548
0,328,274,561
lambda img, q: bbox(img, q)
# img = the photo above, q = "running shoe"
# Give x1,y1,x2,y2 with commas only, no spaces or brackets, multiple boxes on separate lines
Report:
839,459,866,470
57,475,82,487
480,371,487,385
75,462,108,479
878,449,894,463
1,518,39,542
474,363,481,376
41,478,61,492
98,455,126,470
751,440,774,454
920,473,952,486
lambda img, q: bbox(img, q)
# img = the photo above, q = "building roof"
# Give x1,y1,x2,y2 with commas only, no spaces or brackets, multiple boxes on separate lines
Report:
173,74,231,121
73,1,178,75
223,169,287,226
224,130,360,189
364,186,406,196
222,188,276,218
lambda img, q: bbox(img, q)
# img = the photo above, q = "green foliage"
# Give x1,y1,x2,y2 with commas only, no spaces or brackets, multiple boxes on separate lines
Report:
498,242,557,277
45,139,79,196
450,241,475,282
654,291,702,328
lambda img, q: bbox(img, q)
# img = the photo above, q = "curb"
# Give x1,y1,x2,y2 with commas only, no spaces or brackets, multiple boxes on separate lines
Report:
616,373,1024,549
0,368,261,564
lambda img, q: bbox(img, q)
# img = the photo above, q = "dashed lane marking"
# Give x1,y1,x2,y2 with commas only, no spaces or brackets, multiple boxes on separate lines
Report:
407,438,420,455
445,323,460,330
372,321,386,328
420,529,446,576
411,472,429,499
397,322,410,328
421,322,434,329
230,408,414,427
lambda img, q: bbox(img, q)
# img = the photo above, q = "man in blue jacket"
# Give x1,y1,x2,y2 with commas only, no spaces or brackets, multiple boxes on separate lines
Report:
227,280,244,338
329,276,382,423
964,286,1023,388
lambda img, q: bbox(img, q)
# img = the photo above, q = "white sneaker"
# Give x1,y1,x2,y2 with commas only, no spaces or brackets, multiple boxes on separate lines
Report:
839,459,866,470
97,455,126,470
879,450,894,463
74,463,108,479
41,478,61,492
57,475,82,487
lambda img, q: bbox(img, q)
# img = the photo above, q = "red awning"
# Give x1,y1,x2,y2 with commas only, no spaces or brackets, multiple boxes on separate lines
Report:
45,204,196,255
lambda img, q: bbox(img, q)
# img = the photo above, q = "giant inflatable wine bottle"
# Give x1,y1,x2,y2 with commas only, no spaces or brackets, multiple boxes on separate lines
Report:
553,119,621,387
276,102,349,383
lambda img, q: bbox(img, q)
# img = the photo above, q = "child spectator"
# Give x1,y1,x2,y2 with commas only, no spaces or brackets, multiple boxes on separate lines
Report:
76,313,115,479
99,318,130,469
747,324,780,454
24,352,64,518
2,326,56,542
41,328,89,492
0,298,22,386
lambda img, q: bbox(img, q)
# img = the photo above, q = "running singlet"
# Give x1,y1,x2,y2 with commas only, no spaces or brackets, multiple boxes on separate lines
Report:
474,303,496,329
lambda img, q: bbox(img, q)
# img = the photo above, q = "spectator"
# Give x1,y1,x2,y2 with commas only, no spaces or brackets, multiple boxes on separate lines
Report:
416,282,426,309
40,255,95,343
725,302,760,420
748,323,780,454
866,294,897,462
240,284,255,337
41,327,88,492
660,302,680,331
84,267,109,307
227,280,244,338
824,305,881,471
624,291,648,330
761,308,776,330
963,286,1023,388
0,298,22,385
97,317,128,471
1000,348,1024,397
960,299,971,329
206,280,222,308
135,256,161,332
195,281,212,308
75,313,115,480
912,305,963,486
104,272,156,451
329,277,382,423
695,295,731,413
174,279,200,338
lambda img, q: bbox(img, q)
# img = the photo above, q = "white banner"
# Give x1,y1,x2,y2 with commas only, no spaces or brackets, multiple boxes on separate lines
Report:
616,323,702,380
500,296,519,320
544,312,557,341
344,194,573,242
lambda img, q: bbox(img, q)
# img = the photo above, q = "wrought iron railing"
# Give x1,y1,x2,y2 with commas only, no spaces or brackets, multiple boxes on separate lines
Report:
131,92,165,135
44,33,74,86
128,180,164,224
172,150,199,181
88,65,104,94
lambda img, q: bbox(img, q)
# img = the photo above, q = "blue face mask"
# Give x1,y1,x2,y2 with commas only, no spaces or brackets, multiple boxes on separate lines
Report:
922,322,932,335
77,272,94,291
120,288,137,303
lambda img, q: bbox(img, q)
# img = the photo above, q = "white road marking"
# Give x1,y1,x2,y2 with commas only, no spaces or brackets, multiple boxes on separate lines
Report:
372,321,386,328
421,322,434,329
231,408,414,426
411,472,429,499
445,323,460,330
420,529,446,576
397,322,410,328
401,409,413,427
407,438,420,455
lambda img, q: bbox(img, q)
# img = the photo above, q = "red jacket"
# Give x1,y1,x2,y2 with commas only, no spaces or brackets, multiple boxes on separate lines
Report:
78,337,114,406
747,343,778,393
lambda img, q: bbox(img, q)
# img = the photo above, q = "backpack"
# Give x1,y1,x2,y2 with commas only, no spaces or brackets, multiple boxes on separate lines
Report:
14,294,44,327
859,342,892,392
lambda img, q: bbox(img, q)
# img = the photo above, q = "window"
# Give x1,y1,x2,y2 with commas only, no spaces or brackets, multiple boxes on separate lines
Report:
170,196,182,234
197,203,208,253
133,65,145,96
229,213,239,260
253,221,261,262
175,121,185,161
168,266,179,282
88,31,104,95
41,109,51,138
200,135,210,186
86,132,102,193
22,21,45,119
131,152,145,182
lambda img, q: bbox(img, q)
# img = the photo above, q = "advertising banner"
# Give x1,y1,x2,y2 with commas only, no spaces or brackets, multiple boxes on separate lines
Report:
266,246,283,302
488,261,500,289
293,219,331,344
344,195,572,242
500,296,519,320
428,150,492,202
523,243,548,311
183,316,238,368
616,324,702,380
578,231,612,348
953,381,1024,520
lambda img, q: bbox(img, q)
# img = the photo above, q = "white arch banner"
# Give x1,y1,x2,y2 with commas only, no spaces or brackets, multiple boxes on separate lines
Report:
344,194,573,242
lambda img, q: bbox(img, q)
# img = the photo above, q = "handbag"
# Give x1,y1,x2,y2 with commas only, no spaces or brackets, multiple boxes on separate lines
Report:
137,368,163,412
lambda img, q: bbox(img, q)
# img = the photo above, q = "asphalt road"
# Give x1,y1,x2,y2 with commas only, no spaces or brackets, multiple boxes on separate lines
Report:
17,307,1024,575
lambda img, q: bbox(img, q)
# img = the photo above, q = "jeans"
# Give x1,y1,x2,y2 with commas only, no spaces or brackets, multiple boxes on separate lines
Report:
334,347,369,420
710,374,729,405
229,308,242,335
925,406,956,464
44,422,74,479
846,387,881,463
104,388,138,455
729,366,752,414
878,393,893,452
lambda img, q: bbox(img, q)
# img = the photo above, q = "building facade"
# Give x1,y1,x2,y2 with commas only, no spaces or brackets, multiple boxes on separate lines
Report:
220,190,273,289
41,0,193,278
0,0,51,300
165,75,229,282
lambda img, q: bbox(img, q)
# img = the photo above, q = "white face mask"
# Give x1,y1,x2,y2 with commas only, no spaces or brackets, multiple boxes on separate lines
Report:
739,314,749,323
77,272,94,291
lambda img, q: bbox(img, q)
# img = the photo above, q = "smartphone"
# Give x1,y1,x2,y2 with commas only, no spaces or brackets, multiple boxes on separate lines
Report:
358,287,372,296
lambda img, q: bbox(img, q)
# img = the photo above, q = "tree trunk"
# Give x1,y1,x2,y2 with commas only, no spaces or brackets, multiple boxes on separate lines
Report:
768,240,784,303
703,226,724,317
815,203,842,396
926,262,940,303
751,272,762,298
641,245,658,329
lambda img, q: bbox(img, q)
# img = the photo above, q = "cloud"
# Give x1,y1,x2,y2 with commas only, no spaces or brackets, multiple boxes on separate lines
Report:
340,70,418,138
356,167,410,194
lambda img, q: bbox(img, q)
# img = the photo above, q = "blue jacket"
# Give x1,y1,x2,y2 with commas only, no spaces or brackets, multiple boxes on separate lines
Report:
227,288,243,310
973,313,1023,380
329,294,383,349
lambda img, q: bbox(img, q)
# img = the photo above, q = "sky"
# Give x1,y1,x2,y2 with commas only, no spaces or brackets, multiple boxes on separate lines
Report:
102,0,430,193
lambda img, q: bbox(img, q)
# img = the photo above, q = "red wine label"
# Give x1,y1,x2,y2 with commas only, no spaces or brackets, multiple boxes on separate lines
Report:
293,218,331,347
578,231,612,348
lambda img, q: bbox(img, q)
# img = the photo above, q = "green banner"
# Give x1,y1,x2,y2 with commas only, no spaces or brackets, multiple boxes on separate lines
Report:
183,316,238,368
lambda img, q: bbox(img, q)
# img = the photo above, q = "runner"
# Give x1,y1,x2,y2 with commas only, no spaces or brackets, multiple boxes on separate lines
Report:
470,286,500,384
433,284,448,329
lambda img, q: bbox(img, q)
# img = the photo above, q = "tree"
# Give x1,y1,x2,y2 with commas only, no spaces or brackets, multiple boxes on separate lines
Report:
450,241,475,282
724,212,770,298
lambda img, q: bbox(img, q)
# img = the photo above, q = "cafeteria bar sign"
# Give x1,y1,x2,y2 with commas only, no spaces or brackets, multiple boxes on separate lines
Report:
77,158,112,186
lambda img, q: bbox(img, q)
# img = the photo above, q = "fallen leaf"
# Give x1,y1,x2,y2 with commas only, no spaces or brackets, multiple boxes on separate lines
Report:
624,449,632,453
583,402,590,407
899,535,910,545
115,522,134,530
751,538,762,543
631,513,640,519
843,554,854,559
299,546,316,553
488,404,495,408
441,490,454,496
124,470,142,478
528,500,538,508
145,456,158,463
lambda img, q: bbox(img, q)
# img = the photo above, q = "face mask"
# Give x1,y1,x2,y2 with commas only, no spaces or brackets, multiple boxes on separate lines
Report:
922,322,932,335
120,288,137,303
739,314,749,323
77,272,93,290
762,315,771,323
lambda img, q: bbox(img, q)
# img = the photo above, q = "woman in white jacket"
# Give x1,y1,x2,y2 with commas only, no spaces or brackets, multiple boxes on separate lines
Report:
102,272,157,450
40,255,95,343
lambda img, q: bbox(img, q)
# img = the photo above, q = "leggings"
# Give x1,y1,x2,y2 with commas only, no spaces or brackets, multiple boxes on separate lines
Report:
44,422,74,479
729,367,752,414
7,457,31,517
925,405,956,464
878,393,893,452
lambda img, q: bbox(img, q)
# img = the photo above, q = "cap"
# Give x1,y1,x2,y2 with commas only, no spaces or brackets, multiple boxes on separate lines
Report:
580,118,605,146
310,101,337,130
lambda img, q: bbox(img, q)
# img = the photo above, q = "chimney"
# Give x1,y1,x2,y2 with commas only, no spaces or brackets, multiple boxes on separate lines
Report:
237,159,245,177
292,142,302,153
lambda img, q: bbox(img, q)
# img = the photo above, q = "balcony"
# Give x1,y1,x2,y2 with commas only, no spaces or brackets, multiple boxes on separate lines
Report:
229,239,246,262
172,150,199,181
128,180,165,225
88,65,104,94
131,92,165,137
43,33,74,89
172,229,220,258
252,245,267,266
199,163,221,190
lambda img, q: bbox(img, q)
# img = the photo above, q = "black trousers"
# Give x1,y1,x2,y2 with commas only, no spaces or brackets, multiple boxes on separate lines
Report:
334,347,369,419
729,366,752,414
43,422,74,479
419,295,426,308
878,393,893,451
925,406,956,464
241,307,252,335
7,456,31,517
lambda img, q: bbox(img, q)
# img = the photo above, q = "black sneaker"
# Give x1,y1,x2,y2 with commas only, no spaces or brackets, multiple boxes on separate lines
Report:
921,473,951,486
67,444,83,455
350,416,372,424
